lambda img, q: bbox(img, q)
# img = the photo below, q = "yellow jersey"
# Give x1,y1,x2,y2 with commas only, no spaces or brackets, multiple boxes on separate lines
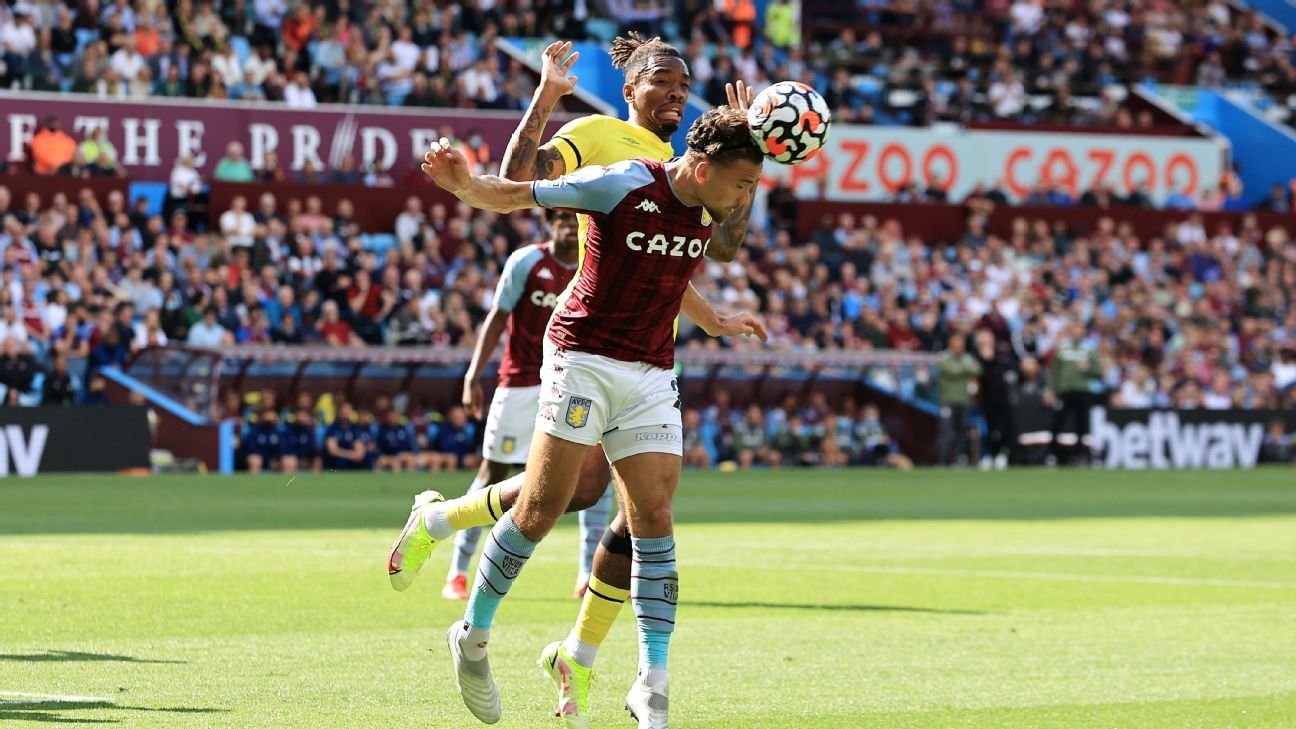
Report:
549,114,676,259
548,114,682,337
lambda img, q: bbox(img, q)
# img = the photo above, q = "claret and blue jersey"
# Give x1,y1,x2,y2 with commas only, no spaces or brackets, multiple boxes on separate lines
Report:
530,158,712,370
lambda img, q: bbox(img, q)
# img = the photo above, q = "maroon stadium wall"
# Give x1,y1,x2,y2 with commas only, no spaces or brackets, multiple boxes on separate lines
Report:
0,92,573,181
0,174,129,207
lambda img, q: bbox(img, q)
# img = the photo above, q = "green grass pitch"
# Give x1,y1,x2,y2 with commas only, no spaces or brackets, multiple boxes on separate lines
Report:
2,469,1295,727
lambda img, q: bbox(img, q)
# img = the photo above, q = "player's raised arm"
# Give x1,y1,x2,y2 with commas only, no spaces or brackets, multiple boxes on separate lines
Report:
422,138,539,213
500,41,578,182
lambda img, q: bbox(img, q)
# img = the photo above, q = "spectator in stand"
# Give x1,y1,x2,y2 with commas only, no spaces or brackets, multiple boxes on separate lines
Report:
167,154,204,216
78,371,111,406
324,402,367,471
0,336,36,396
1260,418,1293,464
29,117,77,175
316,300,363,347
42,353,76,406
187,305,231,347
214,142,255,183
284,71,317,108
79,128,122,176
220,195,256,247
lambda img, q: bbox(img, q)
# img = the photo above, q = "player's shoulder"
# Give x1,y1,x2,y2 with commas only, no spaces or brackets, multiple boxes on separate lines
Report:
504,242,546,271
554,114,628,138
568,158,655,184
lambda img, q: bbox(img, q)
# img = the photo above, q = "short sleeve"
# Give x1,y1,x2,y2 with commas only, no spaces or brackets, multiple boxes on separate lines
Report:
493,246,542,313
550,116,605,172
530,160,654,216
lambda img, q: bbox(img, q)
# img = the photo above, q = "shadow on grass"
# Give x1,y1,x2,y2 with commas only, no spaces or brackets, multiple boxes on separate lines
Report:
0,651,184,664
686,600,988,615
0,701,226,724
509,596,985,616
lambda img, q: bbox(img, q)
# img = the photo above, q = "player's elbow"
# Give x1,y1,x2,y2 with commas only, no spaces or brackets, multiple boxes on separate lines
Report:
705,245,739,263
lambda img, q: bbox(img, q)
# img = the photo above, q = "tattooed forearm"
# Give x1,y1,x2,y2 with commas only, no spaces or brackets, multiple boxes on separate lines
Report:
706,190,756,262
501,98,559,182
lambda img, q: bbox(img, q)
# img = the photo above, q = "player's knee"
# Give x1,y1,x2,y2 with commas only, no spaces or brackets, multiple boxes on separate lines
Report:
633,504,673,536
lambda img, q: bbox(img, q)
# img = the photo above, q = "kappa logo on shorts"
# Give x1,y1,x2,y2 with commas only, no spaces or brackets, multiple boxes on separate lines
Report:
564,396,593,428
502,436,516,454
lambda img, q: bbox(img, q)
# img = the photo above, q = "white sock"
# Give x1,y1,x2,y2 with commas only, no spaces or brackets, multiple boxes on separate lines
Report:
563,632,598,668
421,505,453,541
459,622,490,661
638,668,669,688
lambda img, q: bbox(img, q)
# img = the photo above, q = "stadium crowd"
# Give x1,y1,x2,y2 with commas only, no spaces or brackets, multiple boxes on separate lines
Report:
0,173,1292,467
805,0,1293,128
0,0,1286,132
10,0,1295,212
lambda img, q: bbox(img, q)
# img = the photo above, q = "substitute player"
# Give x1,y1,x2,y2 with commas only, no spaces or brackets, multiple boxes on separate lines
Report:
437,209,580,600
420,106,764,729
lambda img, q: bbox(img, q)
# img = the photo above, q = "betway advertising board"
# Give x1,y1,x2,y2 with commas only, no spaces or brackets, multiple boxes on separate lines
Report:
0,92,570,181
762,124,1227,206
1090,407,1291,470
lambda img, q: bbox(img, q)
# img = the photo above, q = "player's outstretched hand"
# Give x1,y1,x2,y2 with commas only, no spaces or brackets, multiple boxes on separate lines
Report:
713,312,769,341
463,378,485,420
421,137,472,193
726,80,755,113
538,40,579,102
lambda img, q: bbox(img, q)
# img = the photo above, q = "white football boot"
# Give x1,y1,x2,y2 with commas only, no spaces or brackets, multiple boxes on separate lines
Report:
625,672,669,729
446,621,502,724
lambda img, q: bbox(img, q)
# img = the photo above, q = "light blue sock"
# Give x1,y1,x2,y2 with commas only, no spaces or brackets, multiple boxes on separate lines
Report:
450,474,489,578
630,535,677,671
464,512,536,629
577,485,614,577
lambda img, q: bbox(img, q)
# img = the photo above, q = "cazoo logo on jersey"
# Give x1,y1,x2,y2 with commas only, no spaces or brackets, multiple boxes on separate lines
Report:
530,290,559,308
626,232,708,258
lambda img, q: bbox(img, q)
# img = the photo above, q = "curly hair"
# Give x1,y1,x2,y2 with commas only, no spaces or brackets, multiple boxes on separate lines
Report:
685,107,762,166
608,32,685,81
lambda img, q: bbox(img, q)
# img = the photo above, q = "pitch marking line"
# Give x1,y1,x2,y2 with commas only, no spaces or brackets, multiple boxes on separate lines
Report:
0,691,116,705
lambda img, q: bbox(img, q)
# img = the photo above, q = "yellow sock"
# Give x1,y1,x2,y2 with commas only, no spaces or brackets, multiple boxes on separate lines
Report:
574,576,629,647
445,483,504,531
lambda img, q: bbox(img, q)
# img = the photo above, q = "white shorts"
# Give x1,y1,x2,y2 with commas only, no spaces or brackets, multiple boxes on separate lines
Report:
537,340,683,463
481,384,540,465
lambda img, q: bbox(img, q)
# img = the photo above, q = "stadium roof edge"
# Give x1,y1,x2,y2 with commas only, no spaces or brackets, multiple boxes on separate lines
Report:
1133,84,1233,152
494,37,617,117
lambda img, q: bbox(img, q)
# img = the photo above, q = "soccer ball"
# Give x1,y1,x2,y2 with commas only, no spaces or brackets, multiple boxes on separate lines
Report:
747,81,832,165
